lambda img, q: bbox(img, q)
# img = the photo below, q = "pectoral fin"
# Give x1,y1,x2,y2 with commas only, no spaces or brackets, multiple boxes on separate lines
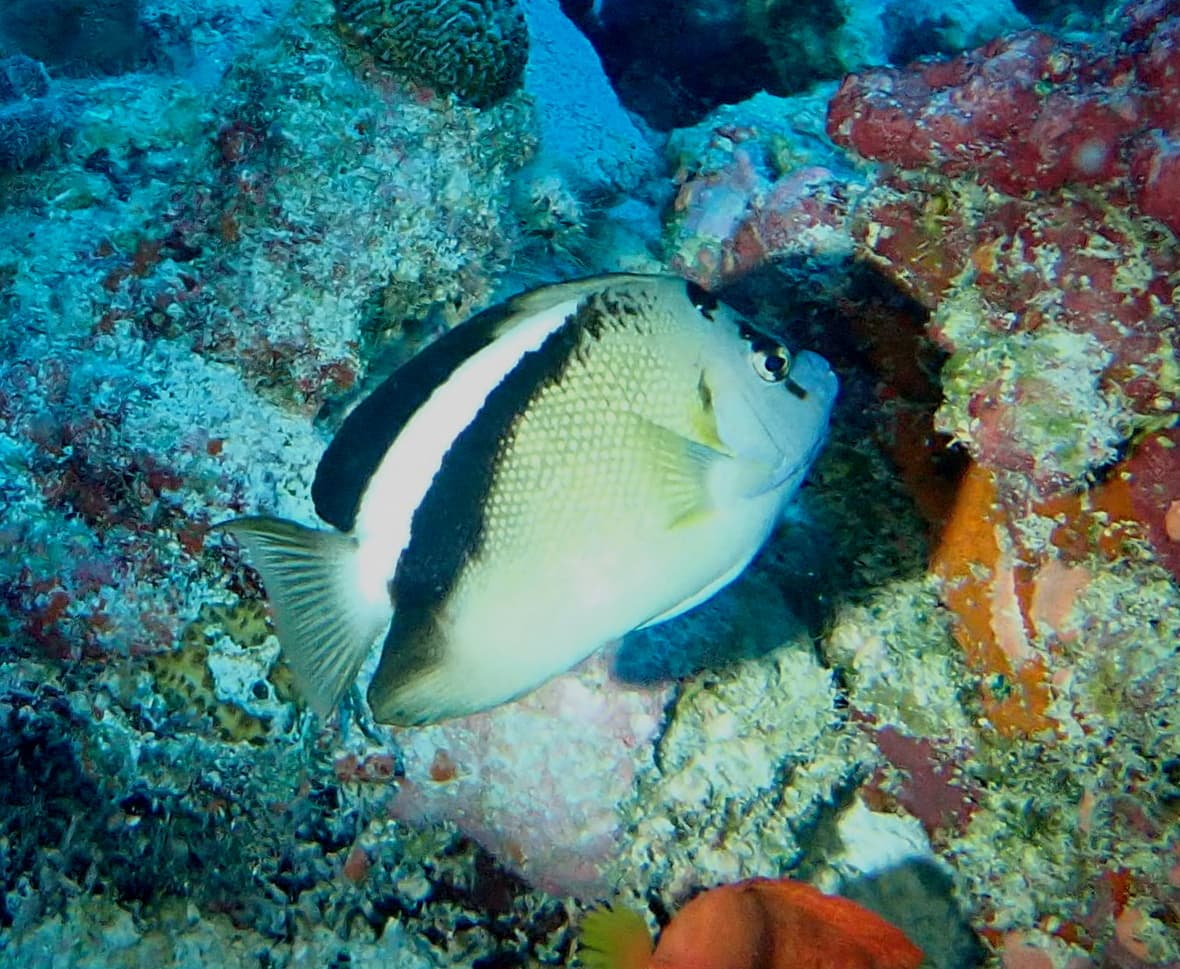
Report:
624,413,730,529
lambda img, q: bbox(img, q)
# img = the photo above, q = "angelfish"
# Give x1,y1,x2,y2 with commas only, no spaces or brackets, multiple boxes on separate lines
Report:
221,274,838,726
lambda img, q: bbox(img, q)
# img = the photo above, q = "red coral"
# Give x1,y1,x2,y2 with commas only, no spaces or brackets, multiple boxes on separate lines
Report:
827,3,1180,228
1125,425,1180,581
861,722,980,837
1129,129,1180,233
825,2,1180,499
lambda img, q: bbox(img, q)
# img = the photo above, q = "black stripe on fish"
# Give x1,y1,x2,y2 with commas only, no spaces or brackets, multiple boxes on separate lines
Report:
366,296,605,704
685,279,718,320
311,274,657,532
311,299,525,532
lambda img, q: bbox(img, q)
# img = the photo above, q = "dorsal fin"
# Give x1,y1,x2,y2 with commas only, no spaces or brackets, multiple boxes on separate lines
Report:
312,274,658,532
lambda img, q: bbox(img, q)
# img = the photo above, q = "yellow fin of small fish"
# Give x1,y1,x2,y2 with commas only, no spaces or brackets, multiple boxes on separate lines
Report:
216,516,389,718
623,412,729,529
579,905,653,969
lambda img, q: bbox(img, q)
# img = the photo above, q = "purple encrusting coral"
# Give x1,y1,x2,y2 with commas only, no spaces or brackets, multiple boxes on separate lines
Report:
827,0,1180,505
1,0,1178,967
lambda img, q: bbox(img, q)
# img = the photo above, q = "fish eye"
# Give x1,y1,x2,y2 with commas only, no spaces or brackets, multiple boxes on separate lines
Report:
751,343,791,383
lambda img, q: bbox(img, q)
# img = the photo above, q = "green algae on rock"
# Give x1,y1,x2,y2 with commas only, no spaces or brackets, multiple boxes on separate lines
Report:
335,0,529,107
615,642,865,899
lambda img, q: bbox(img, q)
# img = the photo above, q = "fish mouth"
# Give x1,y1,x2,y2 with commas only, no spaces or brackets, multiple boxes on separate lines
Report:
787,350,839,403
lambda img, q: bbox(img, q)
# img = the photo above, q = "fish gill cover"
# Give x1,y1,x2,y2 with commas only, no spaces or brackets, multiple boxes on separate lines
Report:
0,0,1177,967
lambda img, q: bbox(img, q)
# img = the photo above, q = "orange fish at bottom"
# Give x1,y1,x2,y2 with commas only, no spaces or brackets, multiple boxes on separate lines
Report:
579,877,925,969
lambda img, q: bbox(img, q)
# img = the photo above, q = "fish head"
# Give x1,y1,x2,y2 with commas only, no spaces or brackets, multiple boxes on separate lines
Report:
697,300,839,499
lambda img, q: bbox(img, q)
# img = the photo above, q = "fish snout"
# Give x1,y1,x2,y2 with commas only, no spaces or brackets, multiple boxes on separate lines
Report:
786,349,839,409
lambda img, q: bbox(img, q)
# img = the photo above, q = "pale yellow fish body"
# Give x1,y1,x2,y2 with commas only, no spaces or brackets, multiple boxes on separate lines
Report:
223,275,837,725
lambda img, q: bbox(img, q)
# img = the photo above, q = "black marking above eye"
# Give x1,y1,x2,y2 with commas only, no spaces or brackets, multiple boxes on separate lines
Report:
685,280,718,320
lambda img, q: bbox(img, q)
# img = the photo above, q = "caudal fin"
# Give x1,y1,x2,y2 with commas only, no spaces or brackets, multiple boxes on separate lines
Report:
217,516,391,718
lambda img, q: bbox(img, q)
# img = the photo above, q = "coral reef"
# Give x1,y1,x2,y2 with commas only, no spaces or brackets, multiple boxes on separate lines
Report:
827,2,1179,500
812,2,1180,964
2,0,1177,965
0,663,574,965
0,0,571,962
0,52,49,101
663,89,857,289
512,161,592,260
504,0,662,271
0,0,149,76
382,653,670,898
564,0,1028,128
749,0,1029,93
151,600,298,744
520,0,659,195
616,644,861,898
2,893,443,969
648,3,1179,967
0,54,72,172
828,2,1180,229
334,0,529,107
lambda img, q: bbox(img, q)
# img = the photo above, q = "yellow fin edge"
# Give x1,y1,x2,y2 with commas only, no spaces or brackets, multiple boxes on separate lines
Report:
578,905,653,969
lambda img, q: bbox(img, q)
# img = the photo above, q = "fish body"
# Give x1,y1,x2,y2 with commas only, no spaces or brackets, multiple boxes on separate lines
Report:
579,877,925,969
222,274,837,726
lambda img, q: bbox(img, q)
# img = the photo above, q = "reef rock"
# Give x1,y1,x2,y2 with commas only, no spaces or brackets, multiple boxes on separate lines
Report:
380,653,671,898
519,0,659,194
0,54,71,172
826,0,1180,497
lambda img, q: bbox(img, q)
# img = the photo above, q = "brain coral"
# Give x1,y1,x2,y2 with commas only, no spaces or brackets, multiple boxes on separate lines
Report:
335,0,528,107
